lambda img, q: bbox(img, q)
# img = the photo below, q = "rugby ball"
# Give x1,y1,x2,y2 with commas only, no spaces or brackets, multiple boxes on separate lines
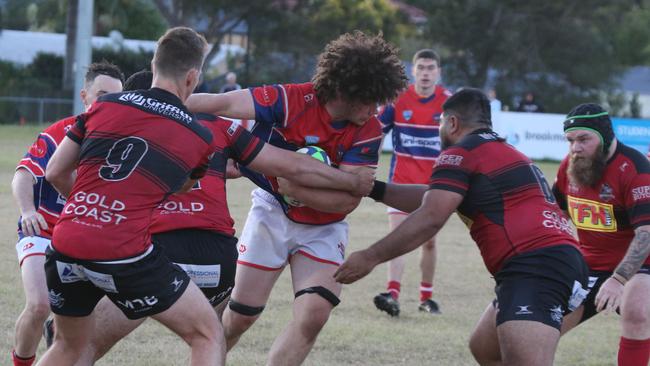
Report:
283,146,331,206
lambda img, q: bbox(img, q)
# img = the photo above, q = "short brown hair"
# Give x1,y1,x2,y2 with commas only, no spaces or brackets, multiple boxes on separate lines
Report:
412,49,440,65
85,61,124,85
312,31,407,105
153,27,207,78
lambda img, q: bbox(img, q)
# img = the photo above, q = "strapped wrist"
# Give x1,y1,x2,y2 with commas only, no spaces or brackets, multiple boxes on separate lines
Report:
611,272,628,286
368,180,386,201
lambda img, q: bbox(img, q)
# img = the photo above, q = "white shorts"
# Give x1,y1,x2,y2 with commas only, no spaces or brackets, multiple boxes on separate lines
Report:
238,189,349,270
16,236,51,266
387,207,408,215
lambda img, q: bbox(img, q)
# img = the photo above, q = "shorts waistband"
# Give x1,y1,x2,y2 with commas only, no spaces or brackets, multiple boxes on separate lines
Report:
91,245,154,264
253,188,283,209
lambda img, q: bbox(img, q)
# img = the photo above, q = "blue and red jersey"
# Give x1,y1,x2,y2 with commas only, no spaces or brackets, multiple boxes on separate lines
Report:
53,88,215,260
150,115,264,236
16,116,76,238
240,82,382,225
379,84,451,184
553,142,650,271
429,129,578,275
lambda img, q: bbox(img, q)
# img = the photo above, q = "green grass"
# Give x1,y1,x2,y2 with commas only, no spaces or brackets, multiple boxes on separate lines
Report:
0,126,619,365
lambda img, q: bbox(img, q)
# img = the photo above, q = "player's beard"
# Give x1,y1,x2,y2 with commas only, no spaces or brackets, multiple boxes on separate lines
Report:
568,148,607,188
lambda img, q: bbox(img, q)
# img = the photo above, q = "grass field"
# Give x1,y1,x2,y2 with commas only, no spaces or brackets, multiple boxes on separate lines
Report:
1,125,620,365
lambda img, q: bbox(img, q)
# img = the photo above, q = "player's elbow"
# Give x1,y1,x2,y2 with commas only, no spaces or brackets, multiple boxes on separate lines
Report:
334,197,361,214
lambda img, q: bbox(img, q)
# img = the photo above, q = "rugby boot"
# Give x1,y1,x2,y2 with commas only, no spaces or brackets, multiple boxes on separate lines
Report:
373,292,400,317
418,298,441,314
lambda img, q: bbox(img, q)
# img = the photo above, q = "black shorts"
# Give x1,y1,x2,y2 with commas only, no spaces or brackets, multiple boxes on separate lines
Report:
579,265,650,323
44,245,190,320
493,244,589,330
153,229,238,306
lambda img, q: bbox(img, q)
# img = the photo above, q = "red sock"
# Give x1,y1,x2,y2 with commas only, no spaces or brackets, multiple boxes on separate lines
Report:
420,281,433,302
12,350,35,366
387,281,400,300
618,337,650,366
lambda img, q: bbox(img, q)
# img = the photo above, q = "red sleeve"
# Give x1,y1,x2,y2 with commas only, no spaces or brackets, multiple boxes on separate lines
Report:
624,163,650,228
428,146,474,196
552,157,570,210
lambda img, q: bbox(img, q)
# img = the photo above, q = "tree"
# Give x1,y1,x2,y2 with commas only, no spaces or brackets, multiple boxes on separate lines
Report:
412,0,639,112
152,0,270,73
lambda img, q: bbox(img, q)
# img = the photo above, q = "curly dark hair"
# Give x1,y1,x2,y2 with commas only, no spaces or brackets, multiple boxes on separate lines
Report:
312,31,407,105
85,60,124,85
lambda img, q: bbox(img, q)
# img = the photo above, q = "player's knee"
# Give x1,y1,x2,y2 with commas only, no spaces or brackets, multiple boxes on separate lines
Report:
622,303,650,329
24,300,50,322
294,286,339,334
227,299,264,328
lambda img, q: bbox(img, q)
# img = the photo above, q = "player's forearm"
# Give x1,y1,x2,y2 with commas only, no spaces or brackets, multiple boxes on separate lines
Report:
369,182,428,213
613,227,650,282
292,160,360,193
186,91,255,120
11,170,37,215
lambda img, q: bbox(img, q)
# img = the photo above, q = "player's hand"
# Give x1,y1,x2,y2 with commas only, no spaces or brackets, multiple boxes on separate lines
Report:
594,277,624,313
334,249,379,284
353,169,376,196
225,159,242,179
20,210,48,237
276,177,293,195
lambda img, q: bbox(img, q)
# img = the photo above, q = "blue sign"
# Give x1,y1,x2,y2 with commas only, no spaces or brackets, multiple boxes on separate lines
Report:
612,118,650,155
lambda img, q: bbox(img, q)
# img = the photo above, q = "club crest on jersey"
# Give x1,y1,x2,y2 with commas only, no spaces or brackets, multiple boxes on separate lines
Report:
567,196,617,232
599,183,614,201
305,135,319,144
402,110,413,121
433,112,442,122
304,94,314,103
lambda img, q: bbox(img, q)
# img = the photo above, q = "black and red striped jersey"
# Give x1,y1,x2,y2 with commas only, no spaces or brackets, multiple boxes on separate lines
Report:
52,88,215,260
553,142,650,271
429,129,577,275
150,115,264,236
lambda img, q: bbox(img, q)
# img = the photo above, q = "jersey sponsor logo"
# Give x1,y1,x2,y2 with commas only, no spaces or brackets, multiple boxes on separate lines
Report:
567,196,617,232
56,261,87,283
515,305,533,315
117,296,159,311
399,133,440,150
171,277,184,292
542,210,574,235
632,185,650,201
599,183,614,201
28,138,48,158
48,290,65,309
402,110,413,121
176,263,221,288
64,191,127,225
118,93,193,124
84,268,118,293
437,154,463,166
158,200,204,214
253,86,279,107
305,135,320,144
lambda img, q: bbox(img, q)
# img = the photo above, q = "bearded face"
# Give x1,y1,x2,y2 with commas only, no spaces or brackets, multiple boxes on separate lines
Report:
567,142,607,187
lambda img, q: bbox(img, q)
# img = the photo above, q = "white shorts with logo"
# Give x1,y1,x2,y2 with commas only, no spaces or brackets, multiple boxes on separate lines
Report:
238,189,349,270
16,235,51,266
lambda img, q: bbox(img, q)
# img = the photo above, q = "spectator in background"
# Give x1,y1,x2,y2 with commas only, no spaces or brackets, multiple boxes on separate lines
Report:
219,72,241,93
517,91,544,113
488,88,502,116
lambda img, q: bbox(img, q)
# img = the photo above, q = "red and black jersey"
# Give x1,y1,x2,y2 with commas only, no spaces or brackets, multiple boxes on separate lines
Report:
16,116,75,238
150,115,264,236
429,129,577,275
53,88,215,260
240,82,382,225
553,142,650,271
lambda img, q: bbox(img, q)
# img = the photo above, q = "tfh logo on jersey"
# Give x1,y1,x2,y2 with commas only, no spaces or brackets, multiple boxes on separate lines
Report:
567,196,617,232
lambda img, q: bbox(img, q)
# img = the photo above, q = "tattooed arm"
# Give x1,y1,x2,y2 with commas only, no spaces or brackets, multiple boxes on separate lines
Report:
595,226,650,313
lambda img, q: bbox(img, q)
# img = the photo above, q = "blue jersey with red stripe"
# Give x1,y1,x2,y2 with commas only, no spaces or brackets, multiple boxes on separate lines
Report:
379,84,451,184
16,116,76,238
241,82,381,225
